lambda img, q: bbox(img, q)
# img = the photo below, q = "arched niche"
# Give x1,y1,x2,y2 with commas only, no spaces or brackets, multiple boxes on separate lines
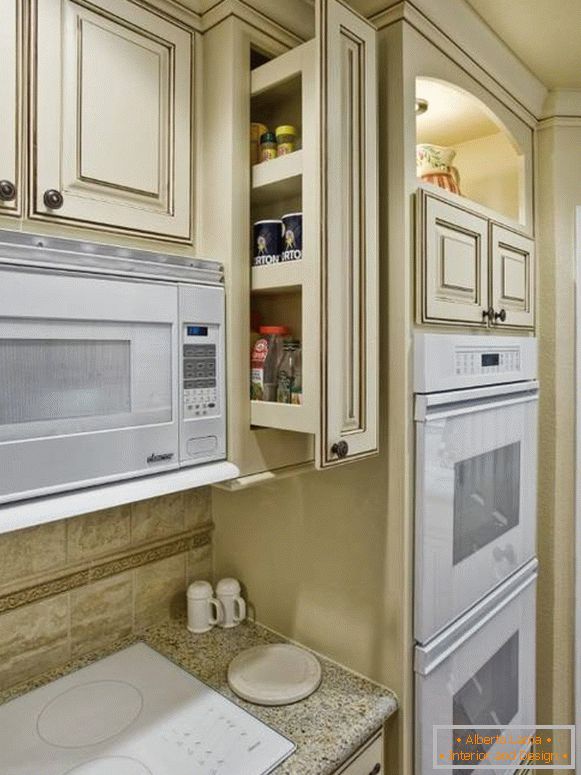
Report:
416,77,525,223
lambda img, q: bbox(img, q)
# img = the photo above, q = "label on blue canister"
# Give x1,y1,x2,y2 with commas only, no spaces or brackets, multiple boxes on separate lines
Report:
253,220,282,267
281,213,302,262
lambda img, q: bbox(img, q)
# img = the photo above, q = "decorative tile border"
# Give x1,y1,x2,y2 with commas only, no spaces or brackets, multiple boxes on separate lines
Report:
0,527,212,615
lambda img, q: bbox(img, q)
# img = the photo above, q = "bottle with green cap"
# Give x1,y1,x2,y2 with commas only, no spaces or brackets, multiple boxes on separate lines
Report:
259,132,277,162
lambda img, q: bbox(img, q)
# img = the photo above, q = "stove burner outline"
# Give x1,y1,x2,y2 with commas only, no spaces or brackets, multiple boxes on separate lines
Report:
36,680,144,749
63,756,153,775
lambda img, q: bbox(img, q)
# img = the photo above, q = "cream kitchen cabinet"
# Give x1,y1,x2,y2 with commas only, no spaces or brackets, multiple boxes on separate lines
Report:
203,0,379,480
0,0,22,218
33,0,193,241
490,224,535,329
417,187,535,330
334,731,383,775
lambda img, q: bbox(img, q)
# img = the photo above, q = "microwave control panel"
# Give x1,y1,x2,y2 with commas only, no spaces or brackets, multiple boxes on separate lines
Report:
182,326,219,418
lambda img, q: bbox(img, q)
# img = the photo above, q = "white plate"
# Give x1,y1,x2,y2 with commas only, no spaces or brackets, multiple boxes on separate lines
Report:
228,644,322,706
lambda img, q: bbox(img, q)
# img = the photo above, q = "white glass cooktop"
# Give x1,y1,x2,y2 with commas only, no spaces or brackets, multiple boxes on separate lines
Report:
0,643,295,775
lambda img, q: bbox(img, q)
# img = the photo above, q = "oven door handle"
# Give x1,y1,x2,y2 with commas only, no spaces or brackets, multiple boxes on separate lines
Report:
415,389,539,422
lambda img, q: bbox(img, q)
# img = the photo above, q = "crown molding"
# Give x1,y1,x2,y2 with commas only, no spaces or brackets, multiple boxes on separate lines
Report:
541,90,581,120
200,0,313,41
370,0,546,122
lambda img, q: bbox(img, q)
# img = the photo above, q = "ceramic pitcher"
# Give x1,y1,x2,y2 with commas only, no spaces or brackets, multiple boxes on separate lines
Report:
416,143,461,194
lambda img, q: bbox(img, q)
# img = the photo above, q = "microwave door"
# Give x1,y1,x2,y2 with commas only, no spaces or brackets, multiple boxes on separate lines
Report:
415,384,538,643
0,268,179,503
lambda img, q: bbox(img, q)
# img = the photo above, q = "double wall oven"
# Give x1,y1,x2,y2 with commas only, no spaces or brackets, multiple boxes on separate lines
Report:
414,334,539,775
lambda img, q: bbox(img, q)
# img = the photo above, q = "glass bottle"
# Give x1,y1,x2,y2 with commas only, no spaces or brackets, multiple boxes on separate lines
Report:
277,341,302,404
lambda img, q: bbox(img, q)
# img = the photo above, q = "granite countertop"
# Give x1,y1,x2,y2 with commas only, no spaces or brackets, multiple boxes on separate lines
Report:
0,618,398,775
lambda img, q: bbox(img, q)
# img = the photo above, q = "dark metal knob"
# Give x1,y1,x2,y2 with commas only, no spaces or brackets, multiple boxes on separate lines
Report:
0,180,16,202
43,189,64,210
331,440,349,459
482,307,495,321
495,308,507,323
369,765,381,775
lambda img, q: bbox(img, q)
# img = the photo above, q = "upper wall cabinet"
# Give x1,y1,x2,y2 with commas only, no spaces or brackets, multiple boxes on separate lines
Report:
201,0,379,479
0,0,22,217
249,0,379,470
33,0,193,241
320,0,378,466
417,188,535,330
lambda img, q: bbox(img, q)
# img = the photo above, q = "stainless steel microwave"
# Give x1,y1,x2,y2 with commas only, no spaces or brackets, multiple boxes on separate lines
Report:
0,232,226,505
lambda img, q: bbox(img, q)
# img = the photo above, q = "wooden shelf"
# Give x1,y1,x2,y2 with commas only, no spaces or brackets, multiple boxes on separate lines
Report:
252,151,302,205
251,400,314,434
251,260,303,292
251,43,312,97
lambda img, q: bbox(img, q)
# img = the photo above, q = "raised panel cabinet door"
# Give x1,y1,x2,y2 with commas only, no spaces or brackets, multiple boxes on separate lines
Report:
491,224,535,329
318,0,379,467
34,0,192,240
0,0,22,217
419,191,489,325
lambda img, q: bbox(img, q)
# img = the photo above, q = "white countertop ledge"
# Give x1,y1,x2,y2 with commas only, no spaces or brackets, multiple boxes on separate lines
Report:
0,462,240,534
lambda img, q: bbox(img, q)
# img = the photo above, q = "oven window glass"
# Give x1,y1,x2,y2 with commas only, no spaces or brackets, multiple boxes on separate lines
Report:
453,632,519,774
453,442,520,565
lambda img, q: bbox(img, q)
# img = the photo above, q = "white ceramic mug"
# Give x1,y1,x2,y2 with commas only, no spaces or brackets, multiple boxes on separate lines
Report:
216,578,247,628
187,580,221,634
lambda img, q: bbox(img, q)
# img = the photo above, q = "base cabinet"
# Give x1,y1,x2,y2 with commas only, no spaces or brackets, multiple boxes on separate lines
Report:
417,187,535,330
33,0,193,241
334,732,384,775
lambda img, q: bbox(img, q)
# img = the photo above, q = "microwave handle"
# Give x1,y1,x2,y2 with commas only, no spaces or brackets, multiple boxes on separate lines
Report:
416,391,538,422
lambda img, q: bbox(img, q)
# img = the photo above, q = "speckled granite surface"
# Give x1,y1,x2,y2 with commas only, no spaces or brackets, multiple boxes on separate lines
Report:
0,618,397,774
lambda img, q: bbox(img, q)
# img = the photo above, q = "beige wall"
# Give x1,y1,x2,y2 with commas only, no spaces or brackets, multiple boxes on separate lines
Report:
536,110,580,728
0,488,213,691
454,131,522,222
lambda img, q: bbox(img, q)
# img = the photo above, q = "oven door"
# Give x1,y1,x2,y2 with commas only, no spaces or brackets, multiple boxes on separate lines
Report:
0,267,179,503
415,563,537,775
415,381,538,643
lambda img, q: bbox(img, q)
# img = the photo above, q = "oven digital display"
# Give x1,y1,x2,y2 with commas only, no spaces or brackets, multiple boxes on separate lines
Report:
482,353,499,367
187,326,208,337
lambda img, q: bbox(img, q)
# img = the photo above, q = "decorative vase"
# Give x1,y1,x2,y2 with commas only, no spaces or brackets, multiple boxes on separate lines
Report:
416,143,461,195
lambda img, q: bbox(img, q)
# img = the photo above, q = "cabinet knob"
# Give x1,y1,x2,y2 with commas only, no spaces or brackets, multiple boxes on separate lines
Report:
494,308,507,323
43,189,64,210
482,306,495,321
331,440,349,459
369,765,381,775
0,180,16,202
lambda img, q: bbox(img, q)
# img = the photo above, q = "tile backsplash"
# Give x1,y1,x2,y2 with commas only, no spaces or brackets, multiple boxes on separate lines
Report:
0,488,213,691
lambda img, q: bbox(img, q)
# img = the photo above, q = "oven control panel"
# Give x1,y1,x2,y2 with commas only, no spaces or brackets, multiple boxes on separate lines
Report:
414,333,538,393
182,329,218,419
455,348,521,376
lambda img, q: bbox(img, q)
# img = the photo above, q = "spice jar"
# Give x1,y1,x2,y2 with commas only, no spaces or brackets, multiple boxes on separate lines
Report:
276,125,297,156
250,122,268,164
259,132,277,162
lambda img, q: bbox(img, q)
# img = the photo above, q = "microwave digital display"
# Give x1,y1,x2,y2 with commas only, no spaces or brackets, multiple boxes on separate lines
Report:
482,353,500,367
187,326,208,337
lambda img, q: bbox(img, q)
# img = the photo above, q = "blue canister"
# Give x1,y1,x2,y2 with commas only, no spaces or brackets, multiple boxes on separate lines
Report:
253,220,282,267
281,213,302,262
